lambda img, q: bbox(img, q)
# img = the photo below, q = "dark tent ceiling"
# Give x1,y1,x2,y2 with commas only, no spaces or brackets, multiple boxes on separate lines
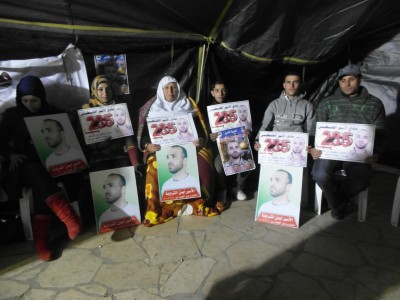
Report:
1,0,399,60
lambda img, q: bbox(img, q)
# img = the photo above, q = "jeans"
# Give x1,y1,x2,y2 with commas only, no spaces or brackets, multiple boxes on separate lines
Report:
312,159,373,212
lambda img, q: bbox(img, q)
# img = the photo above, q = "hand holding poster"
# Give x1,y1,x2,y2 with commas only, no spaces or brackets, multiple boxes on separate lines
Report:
255,164,302,228
147,113,198,146
258,131,309,167
217,126,256,176
315,122,375,163
78,103,134,144
156,143,201,201
89,166,141,234
24,113,88,177
207,100,252,133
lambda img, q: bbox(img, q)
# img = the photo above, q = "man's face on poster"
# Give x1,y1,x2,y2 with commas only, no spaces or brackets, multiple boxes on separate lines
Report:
238,105,248,122
269,170,290,197
103,175,124,204
227,141,240,159
167,147,186,174
115,109,127,125
292,137,305,154
354,129,370,149
177,118,189,133
104,65,118,80
41,120,63,148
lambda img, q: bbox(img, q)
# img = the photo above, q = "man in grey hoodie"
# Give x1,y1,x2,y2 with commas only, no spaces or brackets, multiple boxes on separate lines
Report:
254,71,315,140
254,71,315,209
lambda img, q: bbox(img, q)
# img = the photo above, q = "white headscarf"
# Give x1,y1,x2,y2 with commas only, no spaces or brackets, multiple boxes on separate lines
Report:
148,76,194,117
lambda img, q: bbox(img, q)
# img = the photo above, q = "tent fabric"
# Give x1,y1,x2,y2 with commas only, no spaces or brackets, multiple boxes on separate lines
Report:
1,1,399,61
0,44,89,113
1,0,400,118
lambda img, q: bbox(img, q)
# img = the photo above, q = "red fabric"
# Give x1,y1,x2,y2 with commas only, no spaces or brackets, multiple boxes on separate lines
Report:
32,215,53,261
143,153,223,227
45,192,81,240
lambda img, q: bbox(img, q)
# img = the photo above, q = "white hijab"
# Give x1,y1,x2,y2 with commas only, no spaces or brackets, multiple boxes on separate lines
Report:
148,76,194,117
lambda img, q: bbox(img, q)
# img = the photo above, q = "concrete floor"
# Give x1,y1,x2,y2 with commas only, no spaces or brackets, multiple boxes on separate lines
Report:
1,170,400,300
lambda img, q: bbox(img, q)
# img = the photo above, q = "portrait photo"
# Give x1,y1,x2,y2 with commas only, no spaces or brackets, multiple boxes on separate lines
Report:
217,126,256,176
156,143,201,201
24,113,88,177
255,164,303,228
315,122,376,163
89,166,141,234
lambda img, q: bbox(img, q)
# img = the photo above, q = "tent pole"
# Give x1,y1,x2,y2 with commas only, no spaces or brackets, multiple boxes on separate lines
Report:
196,44,206,103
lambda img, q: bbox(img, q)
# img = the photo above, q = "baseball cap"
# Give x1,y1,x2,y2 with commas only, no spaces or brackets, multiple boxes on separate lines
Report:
338,64,361,79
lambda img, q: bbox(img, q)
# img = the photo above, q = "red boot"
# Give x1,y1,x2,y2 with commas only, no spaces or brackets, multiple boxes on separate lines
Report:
45,192,81,240
32,215,53,261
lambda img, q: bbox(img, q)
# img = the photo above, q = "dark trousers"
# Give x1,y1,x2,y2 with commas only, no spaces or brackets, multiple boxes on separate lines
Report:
5,161,58,214
312,159,373,212
214,154,250,194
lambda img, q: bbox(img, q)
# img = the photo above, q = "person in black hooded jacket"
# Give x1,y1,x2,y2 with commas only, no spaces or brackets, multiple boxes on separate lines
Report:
0,75,81,261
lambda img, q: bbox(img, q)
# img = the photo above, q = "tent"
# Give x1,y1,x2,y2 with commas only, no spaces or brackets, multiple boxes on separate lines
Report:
1,0,400,126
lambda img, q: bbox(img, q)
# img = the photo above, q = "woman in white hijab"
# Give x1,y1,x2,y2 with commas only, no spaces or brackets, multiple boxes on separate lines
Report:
147,76,194,117
137,76,224,227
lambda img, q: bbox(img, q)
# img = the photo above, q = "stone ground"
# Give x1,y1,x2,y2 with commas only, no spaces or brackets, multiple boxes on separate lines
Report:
1,170,400,300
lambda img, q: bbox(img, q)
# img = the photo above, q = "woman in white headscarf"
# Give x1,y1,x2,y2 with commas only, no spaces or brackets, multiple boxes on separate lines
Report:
137,76,224,226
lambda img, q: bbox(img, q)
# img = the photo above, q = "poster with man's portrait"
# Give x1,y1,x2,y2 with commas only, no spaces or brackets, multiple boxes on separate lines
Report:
94,53,129,95
89,166,141,234
217,126,256,176
255,164,303,228
315,122,376,163
78,103,134,144
207,100,252,132
24,113,88,177
156,143,201,202
258,131,309,167
147,113,198,146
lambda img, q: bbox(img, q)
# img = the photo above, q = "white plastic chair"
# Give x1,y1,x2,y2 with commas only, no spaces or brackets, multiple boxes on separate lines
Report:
371,164,400,227
314,183,368,222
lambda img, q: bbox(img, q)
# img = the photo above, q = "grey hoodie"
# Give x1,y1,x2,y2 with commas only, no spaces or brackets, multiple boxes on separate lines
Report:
256,91,315,137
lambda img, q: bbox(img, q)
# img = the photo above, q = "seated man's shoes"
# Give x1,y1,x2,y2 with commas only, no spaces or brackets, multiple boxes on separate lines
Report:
236,190,247,201
331,209,346,220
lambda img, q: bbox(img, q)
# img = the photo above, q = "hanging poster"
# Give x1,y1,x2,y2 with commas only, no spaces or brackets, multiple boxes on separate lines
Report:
94,53,129,95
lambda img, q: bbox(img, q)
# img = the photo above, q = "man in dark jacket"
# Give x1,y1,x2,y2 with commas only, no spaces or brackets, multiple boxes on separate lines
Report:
310,64,386,220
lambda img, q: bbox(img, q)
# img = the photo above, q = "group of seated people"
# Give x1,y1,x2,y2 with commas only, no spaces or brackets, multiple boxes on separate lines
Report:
0,63,388,261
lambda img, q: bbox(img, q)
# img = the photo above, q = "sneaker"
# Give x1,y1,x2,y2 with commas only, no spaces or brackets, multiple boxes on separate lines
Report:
236,190,247,201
